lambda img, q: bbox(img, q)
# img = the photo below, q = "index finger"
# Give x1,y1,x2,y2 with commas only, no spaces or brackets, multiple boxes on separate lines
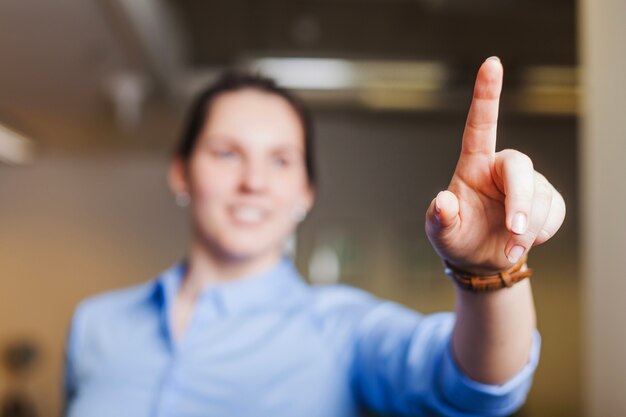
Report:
461,57,504,158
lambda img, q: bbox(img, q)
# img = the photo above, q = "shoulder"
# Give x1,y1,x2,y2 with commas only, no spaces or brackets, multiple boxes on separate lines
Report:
76,281,156,317
69,280,158,340
307,283,455,333
308,283,426,318
309,283,379,312
64,279,162,391
305,283,390,333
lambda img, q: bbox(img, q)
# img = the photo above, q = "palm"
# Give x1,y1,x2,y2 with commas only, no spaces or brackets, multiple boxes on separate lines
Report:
446,159,510,271
425,58,565,274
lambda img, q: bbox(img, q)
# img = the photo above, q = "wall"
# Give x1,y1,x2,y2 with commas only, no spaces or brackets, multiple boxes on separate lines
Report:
0,111,579,416
580,0,626,415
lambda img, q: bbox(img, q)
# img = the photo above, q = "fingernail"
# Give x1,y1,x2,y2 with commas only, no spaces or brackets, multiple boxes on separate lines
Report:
507,245,525,263
511,212,527,234
435,199,441,214
487,56,501,62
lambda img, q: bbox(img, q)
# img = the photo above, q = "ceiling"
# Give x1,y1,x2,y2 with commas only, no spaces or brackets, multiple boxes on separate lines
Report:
170,0,576,68
0,0,577,156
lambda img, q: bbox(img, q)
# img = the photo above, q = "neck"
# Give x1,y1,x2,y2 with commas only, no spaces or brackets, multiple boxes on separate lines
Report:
181,237,283,300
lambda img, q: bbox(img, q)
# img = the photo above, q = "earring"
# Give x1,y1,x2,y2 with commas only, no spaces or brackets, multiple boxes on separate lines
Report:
292,204,308,223
175,192,190,207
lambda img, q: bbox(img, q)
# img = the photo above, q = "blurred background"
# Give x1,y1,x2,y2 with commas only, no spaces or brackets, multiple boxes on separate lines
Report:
0,0,622,416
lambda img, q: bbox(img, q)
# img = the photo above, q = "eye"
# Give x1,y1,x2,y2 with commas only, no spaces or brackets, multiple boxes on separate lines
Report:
271,155,290,167
214,149,237,159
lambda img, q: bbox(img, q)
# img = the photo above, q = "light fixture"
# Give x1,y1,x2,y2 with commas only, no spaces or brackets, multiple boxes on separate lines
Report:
251,58,357,90
0,124,36,165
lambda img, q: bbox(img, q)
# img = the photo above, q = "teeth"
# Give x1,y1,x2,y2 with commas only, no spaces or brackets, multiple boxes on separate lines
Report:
233,206,264,223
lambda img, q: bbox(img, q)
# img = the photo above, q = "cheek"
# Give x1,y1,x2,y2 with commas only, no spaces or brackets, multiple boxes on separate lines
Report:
192,177,227,202
274,181,310,214
188,160,233,201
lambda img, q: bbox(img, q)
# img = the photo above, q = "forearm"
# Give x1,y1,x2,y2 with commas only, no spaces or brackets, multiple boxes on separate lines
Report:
452,278,536,385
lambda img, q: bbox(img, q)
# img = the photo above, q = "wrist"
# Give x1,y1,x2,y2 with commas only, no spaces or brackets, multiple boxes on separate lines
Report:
443,254,532,292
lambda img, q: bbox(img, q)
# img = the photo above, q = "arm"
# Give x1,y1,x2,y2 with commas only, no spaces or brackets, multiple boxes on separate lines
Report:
349,295,540,417
425,57,565,384
453,280,535,384
350,58,562,416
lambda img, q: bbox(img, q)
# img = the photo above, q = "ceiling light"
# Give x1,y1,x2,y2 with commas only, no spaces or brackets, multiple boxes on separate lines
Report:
0,124,36,165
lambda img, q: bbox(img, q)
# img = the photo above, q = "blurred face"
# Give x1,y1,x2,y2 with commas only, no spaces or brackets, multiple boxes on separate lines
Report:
173,89,314,263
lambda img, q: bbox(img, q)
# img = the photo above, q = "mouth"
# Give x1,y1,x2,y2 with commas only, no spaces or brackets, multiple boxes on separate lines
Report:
230,205,269,226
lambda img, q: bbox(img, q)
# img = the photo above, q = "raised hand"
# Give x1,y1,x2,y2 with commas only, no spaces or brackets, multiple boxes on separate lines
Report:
425,57,566,275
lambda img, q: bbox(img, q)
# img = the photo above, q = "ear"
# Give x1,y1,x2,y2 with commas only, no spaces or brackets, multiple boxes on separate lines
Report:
303,184,315,212
168,156,189,195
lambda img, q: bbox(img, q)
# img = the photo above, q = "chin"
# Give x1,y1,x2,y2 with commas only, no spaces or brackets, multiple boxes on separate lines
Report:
195,218,294,264
213,236,284,264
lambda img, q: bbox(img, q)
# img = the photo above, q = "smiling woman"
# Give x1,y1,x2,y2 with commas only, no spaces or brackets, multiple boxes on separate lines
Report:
63,63,564,417
166,77,315,341
169,87,314,278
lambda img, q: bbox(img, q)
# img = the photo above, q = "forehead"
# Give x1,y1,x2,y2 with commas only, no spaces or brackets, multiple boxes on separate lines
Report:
202,89,305,149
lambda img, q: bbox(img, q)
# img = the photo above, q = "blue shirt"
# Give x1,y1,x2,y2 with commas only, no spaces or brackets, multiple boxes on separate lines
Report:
64,258,540,417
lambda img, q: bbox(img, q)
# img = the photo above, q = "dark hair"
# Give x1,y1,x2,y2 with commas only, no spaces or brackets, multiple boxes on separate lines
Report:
175,71,316,186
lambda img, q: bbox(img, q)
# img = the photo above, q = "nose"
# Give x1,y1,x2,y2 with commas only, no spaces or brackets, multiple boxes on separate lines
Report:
240,159,268,193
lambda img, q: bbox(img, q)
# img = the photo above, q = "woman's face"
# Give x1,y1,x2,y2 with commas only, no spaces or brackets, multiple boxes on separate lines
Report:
172,89,314,263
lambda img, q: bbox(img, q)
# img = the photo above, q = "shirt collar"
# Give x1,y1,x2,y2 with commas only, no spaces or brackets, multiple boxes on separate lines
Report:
153,257,308,316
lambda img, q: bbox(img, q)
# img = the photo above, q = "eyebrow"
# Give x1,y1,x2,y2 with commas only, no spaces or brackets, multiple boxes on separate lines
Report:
203,134,304,153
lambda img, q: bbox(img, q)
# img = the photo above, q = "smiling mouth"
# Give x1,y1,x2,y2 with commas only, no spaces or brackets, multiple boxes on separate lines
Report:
231,205,268,225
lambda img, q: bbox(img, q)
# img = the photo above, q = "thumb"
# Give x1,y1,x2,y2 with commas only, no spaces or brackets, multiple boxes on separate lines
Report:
425,190,460,242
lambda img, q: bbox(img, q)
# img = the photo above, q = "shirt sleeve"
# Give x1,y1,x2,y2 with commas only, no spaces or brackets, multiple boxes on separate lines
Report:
350,299,540,417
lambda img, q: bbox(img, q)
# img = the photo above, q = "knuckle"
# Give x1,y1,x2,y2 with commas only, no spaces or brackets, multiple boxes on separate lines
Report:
515,152,534,170
535,180,552,199
516,229,538,247
498,148,515,158
466,119,496,132
508,189,533,199
534,171,549,184
508,192,534,205
500,149,534,169
510,233,534,249
557,194,567,213
538,229,552,242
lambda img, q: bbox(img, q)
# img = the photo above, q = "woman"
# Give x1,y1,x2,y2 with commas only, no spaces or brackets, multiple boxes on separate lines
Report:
64,57,565,417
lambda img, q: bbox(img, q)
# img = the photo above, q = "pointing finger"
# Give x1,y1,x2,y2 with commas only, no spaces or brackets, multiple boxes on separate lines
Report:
460,57,503,160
